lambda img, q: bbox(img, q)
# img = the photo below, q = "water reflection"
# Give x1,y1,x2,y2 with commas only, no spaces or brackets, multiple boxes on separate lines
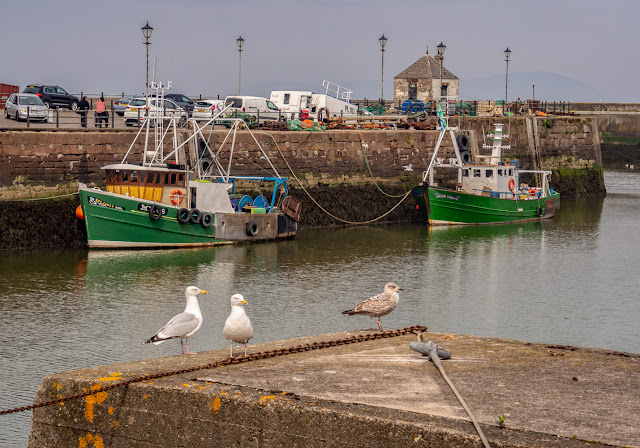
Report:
1,170,639,446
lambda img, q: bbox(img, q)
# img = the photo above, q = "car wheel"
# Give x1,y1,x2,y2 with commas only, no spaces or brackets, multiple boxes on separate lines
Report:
44,101,52,109
4,108,9,119
70,101,78,111
15,111,21,122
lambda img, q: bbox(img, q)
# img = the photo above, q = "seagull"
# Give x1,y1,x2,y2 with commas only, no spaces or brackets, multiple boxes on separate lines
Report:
631,164,635,169
402,163,413,172
144,286,207,355
342,282,403,331
361,141,369,150
625,163,629,168
223,294,254,357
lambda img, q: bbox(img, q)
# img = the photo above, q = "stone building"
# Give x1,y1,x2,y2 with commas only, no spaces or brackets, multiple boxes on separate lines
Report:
393,49,459,106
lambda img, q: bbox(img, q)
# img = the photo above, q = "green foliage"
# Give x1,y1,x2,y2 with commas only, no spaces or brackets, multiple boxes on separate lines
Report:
497,414,508,428
542,119,552,128
600,132,640,146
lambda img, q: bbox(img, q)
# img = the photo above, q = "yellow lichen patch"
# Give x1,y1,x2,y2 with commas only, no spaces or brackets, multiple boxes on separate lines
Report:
112,421,120,429
219,392,228,396
259,395,278,405
143,395,149,399
211,396,222,414
52,382,62,390
84,386,108,422
107,407,115,415
78,432,105,448
98,373,123,382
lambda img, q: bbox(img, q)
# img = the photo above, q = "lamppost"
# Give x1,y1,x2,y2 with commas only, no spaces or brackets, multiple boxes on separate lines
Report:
237,36,244,95
504,47,511,109
532,83,535,100
379,34,387,105
437,42,446,101
141,21,153,99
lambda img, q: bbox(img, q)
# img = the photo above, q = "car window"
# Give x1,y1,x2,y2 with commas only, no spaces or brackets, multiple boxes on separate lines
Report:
181,96,192,103
56,87,68,95
267,101,278,111
165,101,176,110
130,99,146,106
8,94,15,103
44,87,55,94
225,98,243,108
20,96,43,106
24,87,38,94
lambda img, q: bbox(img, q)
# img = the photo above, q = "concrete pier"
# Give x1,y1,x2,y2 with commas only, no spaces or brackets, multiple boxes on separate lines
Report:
28,330,639,447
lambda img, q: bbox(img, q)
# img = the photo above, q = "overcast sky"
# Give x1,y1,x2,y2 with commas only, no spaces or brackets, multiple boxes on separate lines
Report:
2,0,638,101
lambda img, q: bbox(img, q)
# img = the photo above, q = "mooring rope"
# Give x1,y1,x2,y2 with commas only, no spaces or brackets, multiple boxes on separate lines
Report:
357,133,409,198
0,326,426,416
255,132,414,225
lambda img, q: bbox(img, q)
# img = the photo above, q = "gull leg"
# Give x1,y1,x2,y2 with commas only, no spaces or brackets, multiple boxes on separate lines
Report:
244,344,248,356
180,338,185,354
229,342,234,358
185,338,197,355
376,319,384,332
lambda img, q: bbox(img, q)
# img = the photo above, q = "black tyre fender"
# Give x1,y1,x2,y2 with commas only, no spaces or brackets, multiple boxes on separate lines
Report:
246,221,259,236
456,134,470,152
177,208,190,223
537,206,544,217
189,208,201,224
149,204,163,221
459,150,472,164
201,212,213,228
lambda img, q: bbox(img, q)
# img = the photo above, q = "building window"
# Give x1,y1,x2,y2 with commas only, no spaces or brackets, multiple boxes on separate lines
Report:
408,82,417,101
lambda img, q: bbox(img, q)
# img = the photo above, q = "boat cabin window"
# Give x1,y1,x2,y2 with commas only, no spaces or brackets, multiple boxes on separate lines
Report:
122,171,129,182
146,172,155,184
485,170,493,178
473,169,481,178
130,171,138,183
508,169,513,176
463,169,469,177
498,169,503,176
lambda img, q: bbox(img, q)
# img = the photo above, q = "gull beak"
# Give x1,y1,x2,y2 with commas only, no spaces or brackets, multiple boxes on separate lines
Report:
200,290,208,294
241,299,247,304
398,288,404,291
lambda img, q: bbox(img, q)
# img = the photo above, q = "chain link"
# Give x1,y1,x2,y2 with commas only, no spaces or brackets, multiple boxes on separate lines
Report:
0,326,426,416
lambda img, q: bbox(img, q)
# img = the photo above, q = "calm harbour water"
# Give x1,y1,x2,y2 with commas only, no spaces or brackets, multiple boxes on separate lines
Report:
1,169,639,446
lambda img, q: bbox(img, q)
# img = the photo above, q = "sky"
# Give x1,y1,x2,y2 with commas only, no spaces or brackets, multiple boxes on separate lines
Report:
2,0,638,102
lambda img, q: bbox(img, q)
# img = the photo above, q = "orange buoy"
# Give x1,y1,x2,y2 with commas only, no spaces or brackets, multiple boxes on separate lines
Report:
75,205,84,220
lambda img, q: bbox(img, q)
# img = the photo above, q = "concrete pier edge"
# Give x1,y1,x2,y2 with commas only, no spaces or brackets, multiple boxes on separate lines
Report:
28,330,640,447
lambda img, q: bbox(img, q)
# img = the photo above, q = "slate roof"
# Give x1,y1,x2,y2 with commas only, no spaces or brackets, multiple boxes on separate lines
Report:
395,53,458,80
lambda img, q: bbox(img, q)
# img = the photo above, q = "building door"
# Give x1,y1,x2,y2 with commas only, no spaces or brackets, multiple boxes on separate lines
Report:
408,82,417,101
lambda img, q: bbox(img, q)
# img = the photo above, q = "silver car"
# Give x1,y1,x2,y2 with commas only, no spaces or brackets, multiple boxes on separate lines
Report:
4,93,49,122
192,99,225,121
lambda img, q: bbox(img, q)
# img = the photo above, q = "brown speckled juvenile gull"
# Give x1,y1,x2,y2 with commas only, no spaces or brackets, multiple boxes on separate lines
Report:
342,282,403,331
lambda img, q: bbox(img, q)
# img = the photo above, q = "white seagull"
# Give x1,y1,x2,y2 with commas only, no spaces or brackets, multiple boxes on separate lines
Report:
223,294,254,357
144,286,207,355
342,282,403,331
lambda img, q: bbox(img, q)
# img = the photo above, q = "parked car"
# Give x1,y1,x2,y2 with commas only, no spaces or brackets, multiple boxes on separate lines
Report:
124,97,187,126
4,93,49,122
223,96,282,122
164,94,195,114
22,84,79,110
114,95,141,116
192,99,225,121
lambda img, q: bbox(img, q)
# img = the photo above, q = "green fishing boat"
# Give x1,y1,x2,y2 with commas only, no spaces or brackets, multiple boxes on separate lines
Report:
78,81,300,249
412,120,559,225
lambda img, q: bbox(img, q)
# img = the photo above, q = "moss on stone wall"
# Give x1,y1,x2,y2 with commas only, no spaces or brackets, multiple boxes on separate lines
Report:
551,167,606,197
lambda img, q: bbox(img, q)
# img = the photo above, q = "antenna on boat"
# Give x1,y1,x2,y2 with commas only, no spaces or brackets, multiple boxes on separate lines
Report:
167,56,173,90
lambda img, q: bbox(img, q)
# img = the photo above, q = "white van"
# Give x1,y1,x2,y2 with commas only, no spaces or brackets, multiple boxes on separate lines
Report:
223,96,282,122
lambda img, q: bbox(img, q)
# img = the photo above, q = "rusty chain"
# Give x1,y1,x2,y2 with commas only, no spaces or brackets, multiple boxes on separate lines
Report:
0,325,426,416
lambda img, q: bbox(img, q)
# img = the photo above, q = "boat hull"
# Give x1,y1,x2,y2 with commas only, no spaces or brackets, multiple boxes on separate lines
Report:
412,185,560,225
79,187,296,249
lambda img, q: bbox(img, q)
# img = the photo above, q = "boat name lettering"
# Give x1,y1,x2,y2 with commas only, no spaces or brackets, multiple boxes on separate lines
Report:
138,203,167,215
88,196,124,210
434,192,460,201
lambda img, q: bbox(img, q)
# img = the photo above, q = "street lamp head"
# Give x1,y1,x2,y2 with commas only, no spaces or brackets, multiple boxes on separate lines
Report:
379,34,387,49
237,36,245,49
141,21,153,40
504,47,511,60
437,41,446,56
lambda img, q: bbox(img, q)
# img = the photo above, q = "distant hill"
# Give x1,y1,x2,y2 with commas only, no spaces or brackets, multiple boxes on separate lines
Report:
343,71,616,103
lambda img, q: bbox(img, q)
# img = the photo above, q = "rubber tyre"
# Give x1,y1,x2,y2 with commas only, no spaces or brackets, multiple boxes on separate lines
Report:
70,101,78,111
4,108,9,119
201,212,213,228
189,208,201,224
44,101,52,109
15,111,20,122
246,221,259,237
149,204,163,221
177,208,190,224
456,134,470,152
459,150,472,164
